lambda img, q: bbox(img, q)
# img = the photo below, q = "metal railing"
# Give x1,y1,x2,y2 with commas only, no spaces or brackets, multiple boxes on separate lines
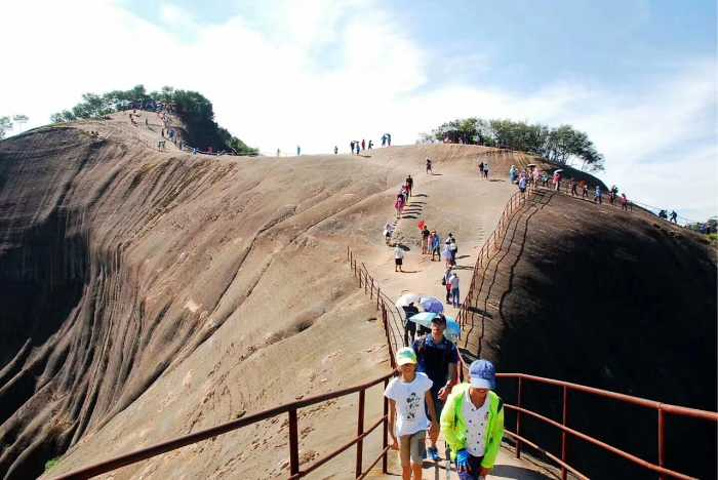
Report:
49,374,394,480
496,373,718,480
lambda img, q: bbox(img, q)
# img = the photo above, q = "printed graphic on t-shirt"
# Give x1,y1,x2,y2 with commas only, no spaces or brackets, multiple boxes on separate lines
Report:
405,392,420,420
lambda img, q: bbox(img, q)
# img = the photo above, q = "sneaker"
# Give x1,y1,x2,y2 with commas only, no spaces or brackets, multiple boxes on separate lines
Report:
427,447,441,462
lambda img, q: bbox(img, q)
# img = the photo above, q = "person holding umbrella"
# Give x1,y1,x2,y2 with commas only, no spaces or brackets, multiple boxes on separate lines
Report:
412,314,459,463
402,302,420,345
441,359,505,480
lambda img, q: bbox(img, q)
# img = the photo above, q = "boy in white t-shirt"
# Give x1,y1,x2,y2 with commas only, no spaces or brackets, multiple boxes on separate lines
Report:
385,347,439,480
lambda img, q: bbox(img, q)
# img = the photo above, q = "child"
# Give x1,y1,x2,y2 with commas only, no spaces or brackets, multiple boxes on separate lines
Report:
385,348,439,480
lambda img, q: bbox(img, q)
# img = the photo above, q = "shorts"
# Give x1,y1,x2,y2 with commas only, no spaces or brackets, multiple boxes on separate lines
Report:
395,258,403,266
400,430,426,466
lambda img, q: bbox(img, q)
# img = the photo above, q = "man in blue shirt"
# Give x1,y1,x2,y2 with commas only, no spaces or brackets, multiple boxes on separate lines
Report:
412,314,459,462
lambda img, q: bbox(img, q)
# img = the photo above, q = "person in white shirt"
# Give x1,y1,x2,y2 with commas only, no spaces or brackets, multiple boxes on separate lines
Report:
449,272,460,308
385,348,439,480
394,244,405,272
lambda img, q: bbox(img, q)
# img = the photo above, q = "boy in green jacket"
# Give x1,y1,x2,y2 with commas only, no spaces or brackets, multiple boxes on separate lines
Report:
440,359,504,479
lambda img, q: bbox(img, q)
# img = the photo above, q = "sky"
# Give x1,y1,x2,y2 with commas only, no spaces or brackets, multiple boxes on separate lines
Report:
1,0,716,221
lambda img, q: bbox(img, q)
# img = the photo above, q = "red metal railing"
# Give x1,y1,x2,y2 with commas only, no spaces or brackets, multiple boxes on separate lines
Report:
49,374,394,480
495,373,718,480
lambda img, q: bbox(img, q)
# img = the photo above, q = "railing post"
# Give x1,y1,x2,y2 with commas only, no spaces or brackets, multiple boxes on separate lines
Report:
658,407,666,480
289,408,300,476
376,287,381,310
516,376,523,459
382,378,389,473
355,390,366,478
370,279,374,299
364,272,368,295
561,385,570,480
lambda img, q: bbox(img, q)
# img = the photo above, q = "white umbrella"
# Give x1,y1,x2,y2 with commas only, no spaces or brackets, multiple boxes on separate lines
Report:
395,293,422,309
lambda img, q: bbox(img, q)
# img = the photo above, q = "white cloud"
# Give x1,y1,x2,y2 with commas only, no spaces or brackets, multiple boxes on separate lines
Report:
0,0,715,219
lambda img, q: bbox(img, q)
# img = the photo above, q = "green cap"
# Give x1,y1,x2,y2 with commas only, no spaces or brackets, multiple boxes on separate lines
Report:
396,347,418,366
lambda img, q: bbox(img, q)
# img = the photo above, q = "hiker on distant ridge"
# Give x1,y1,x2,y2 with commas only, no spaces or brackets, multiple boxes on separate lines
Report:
369,140,374,149
387,133,392,146
361,139,366,151
350,141,355,154
570,178,578,196
670,210,678,223
394,244,405,272
297,145,301,156
594,185,603,204
412,314,459,463
356,143,361,155
334,145,338,154
381,134,387,147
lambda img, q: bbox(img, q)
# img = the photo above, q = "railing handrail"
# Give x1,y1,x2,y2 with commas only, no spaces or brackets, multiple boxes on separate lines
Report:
498,373,718,421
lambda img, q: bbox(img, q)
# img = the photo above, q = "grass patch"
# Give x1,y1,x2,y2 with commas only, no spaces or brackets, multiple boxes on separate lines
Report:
44,457,61,473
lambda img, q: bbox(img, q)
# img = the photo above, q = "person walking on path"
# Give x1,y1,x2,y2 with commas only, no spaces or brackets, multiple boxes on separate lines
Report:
356,143,361,155
369,140,374,149
426,158,433,174
478,161,484,178
447,233,458,265
361,139,366,151
570,178,578,196
442,267,453,303
406,175,414,197
449,271,460,308
384,221,395,244
402,303,420,345
594,185,603,204
581,180,589,198
621,194,632,212
385,347,439,480
350,141,355,154
553,171,562,192
412,314,459,463
384,347,439,480
421,225,431,254
297,145,301,156
382,134,387,147
518,175,527,194
431,231,441,262
482,161,489,179
394,244,406,272
395,194,406,219
670,210,678,223
334,145,338,154
441,359,505,480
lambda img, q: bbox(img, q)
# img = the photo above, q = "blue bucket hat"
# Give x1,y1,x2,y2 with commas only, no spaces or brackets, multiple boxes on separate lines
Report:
469,359,496,390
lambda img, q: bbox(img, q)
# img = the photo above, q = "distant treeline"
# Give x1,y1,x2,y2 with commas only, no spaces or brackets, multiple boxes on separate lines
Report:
51,85,258,155
425,118,604,171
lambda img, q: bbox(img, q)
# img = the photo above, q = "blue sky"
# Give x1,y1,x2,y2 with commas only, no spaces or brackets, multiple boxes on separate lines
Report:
1,0,716,221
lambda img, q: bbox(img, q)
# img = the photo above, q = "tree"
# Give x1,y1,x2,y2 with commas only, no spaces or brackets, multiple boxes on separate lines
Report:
0,116,12,140
50,85,258,155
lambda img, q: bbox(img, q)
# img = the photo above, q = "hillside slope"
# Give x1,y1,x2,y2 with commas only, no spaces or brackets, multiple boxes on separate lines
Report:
462,189,717,479
0,116,532,479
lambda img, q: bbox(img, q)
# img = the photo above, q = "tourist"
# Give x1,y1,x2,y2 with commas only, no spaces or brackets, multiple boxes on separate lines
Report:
402,303,420,345
395,194,406,219
581,180,589,198
570,179,578,196
406,175,414,197
441,359,505,480
518,175,527,194
334,146,338,154
369,140,374,149
483,161,489,179
381,134,387,147
447,233,458,265
385,347,439,480
426,158,433,174
670,210,678,223
621,194,629,212
394,244,405,272
442,267,453,302
297,145,301,156
421,225,431,254
449,271,460,308
553,171,562,192
431,231,441,262
541,172,549,187
478,161,484,178
412,314,459,462
384,222,395,244
361,139,366,151
350,141,355,154
594,185,602,204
